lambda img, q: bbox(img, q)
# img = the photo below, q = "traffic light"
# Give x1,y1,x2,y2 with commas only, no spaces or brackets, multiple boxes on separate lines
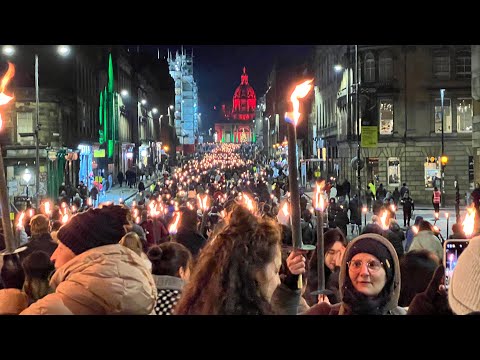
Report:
441,155,448,166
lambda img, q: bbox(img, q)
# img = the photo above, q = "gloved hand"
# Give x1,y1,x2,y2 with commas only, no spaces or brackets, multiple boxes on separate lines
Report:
407,265,453,315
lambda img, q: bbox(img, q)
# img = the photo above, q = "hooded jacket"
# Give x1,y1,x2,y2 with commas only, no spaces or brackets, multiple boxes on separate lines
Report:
304,233,406,315
20,244,157,315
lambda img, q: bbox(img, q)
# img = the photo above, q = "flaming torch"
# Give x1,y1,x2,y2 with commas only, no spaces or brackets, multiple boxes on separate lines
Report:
168,211,182,239
285,79,315,289
462,205,476,238
311,181,332,299
198,194,210,236
0,62,17,254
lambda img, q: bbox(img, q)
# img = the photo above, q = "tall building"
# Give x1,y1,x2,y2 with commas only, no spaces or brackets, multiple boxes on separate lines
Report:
214,67,256,143
167,48,199,154
312,45,473,204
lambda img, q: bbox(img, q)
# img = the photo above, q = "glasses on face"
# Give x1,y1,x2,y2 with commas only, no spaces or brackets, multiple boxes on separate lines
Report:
347,259,383,273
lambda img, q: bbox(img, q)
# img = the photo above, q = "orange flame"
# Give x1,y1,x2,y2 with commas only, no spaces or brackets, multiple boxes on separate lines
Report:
62,213,69,224
198,194,209,212
412,225,419,234
314,181,325,211
282,202,290,217
0,62,15,105
17,212,25,229
463,205,476,237
285,79,314,127
44,201,51,216
380,211,389,230
168,212,182,235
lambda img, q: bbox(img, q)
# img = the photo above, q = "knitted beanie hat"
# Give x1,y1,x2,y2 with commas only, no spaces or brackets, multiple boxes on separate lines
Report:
57,206,129,256
448,236,480,315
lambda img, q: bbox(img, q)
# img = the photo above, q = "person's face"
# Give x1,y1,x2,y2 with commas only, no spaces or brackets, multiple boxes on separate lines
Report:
256,245,282,303
50,241,76,269
348,253,387,297
325,241,346,271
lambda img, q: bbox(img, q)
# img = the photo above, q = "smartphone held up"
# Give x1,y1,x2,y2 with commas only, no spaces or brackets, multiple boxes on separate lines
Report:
444,239,469,289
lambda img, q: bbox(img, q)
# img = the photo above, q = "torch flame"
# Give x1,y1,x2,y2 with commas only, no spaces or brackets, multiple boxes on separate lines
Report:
463,205,476,237
285,79,314,127
0,62,15,107
62,213,69,224
380,211,389,230
314,181,325,211
17,212,25,229
282,202,290,217
168,212,182,235
44,201,51,215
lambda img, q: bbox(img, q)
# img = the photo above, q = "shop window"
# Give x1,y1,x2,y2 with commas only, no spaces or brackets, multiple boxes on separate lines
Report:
379,99,394,135
434,98,452,133
387,157,400,187
457,98,473,133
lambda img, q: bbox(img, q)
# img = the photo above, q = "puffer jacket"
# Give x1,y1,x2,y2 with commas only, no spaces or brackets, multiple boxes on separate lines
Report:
0,289,29,315
20,244,157,315
408,230,443,263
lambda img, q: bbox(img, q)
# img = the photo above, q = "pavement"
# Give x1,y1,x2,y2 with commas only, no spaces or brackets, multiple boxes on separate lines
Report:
98,175,161,205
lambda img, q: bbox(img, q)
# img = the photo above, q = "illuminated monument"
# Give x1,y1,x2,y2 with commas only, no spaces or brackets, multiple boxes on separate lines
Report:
215,67,256,143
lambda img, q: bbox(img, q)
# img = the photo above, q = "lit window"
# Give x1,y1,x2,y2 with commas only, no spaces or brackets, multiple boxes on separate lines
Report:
379,99,394,135
457,98,473,133
434,97,452,133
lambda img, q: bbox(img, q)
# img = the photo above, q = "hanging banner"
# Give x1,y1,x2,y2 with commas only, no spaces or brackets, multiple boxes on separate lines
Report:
361,126,378,148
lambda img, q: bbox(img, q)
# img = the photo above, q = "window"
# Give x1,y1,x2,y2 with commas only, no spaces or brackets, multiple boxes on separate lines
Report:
379,99,394,135
16,112,33,144
387,157,400,187
364,53,375,82
457,98,473,132
434,97,452,133
378,52,393,82
424,157,440,189
456,50,471,79
433,53,450,79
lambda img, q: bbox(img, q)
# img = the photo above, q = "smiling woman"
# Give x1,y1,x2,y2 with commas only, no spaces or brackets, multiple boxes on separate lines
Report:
304,233,405,315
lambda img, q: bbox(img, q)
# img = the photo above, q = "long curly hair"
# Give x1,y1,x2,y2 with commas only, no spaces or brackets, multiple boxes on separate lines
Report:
174,204,281,315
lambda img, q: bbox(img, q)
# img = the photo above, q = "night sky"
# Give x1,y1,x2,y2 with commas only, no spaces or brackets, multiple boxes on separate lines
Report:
152,45,314,131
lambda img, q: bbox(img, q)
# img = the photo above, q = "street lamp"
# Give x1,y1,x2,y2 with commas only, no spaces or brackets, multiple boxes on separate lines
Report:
23,168,32,198
2,45,15,56
440,88,446,207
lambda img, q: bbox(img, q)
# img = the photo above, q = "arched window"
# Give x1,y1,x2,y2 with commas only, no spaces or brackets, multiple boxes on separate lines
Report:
379,51,393,82
364,53,375,82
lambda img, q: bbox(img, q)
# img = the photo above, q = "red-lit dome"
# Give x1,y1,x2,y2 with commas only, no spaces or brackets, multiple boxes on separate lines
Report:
232,67,256,121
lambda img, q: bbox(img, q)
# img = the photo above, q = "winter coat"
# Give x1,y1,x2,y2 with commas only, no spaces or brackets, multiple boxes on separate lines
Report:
0,289,28,315
385,224,405,258
19,233,58,261
20,244,156,315
408,230,443,262
304,233,406,315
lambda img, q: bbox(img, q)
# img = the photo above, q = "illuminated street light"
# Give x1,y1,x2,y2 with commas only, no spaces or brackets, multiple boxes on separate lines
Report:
57,45,71,57
152,108,158,114
2,45,15,56
23,168,32,198
334,64,343,72
120,89,128,97
141,99,147,105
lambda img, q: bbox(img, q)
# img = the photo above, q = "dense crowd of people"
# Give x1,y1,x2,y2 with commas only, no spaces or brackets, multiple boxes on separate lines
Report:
0,142,478,315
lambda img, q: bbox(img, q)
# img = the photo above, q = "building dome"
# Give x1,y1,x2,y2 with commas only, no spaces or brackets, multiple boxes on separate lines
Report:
232,67,256,121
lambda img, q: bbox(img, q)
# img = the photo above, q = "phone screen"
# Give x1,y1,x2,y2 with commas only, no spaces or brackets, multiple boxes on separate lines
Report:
444,240,469,289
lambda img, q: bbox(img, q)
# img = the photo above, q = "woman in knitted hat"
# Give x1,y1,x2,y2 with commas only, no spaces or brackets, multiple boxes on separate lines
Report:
20,205,157,315
304,233,405,315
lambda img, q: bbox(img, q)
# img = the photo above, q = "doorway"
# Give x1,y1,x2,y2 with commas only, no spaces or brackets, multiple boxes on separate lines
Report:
367,157,379,186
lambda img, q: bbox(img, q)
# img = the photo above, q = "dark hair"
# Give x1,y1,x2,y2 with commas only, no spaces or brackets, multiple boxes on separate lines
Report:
418,220,433,232
147,243,192,277
21,250,54,280
399,250,438,307
50,220,62,232
1,254,25,290
178,207,198,232
175,204,281,315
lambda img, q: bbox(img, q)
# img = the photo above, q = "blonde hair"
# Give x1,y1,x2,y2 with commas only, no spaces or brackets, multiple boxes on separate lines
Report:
30,214,49,236
119,231,143,257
